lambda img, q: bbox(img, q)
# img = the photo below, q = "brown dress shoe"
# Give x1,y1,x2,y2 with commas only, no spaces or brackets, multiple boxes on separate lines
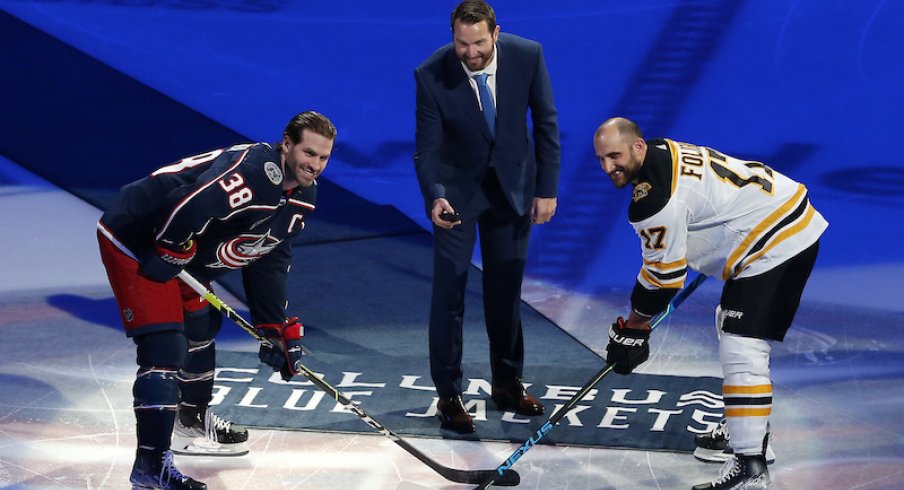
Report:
492,378,545,416
437,395,475,433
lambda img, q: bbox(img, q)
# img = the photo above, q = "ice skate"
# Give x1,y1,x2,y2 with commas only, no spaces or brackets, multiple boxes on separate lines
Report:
694,419,775,465
692,453,771,490
172,407,249,456
130,449,206,490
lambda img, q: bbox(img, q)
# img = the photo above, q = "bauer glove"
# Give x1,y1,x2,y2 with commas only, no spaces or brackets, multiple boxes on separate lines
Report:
139,239,196,283
606,316,650,375
256,317,304,381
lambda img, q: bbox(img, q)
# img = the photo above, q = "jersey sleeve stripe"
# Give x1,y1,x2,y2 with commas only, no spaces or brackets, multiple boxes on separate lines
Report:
639,266,686,289
639,256,688,288
287,198,315,210
642,257,688,271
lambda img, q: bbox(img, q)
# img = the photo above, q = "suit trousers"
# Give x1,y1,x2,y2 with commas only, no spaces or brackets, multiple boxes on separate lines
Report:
428,168,532,399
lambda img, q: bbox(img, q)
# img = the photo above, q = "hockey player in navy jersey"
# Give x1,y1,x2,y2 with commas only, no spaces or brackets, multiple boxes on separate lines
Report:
97,111,337,490
593,117,827,490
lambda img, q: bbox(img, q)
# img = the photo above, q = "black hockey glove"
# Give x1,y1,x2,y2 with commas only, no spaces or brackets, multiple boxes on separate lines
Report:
256,317,304,381
606,317,650,375
139,239,197,283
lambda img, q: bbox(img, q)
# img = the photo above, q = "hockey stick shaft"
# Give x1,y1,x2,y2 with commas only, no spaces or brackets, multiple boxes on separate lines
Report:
474,274,708,489
176,271,520,486
177,271,269,343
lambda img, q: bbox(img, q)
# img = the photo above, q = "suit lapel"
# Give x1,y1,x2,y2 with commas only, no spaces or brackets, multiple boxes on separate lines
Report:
494,38,510,129
445,50,494,143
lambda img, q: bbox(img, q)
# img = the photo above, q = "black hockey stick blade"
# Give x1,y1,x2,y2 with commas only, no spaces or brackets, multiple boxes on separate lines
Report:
317,383,522,486
176,271,520,486
473,274,708,489
437,465,520,486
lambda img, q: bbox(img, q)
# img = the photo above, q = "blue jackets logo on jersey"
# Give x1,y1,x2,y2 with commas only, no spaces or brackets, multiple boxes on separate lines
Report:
208,231,281,269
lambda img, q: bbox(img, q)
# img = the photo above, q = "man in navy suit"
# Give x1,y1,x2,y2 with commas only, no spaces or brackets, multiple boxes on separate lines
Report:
414,0,561,433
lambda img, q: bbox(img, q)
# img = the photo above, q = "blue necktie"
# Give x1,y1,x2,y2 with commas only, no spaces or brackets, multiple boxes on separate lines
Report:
474,73,496,138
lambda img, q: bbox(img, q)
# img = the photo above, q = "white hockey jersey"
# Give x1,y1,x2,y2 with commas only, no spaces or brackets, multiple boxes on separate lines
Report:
628,138,828,315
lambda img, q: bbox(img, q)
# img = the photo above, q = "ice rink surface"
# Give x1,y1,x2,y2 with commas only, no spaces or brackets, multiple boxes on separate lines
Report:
2,1,903,488
1,159,901,489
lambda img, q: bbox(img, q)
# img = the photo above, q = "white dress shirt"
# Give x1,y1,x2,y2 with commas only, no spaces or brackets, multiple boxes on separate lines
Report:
461,44,499,111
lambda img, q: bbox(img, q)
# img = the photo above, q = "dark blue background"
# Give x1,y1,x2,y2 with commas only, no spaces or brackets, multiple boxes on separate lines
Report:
2,0,902,299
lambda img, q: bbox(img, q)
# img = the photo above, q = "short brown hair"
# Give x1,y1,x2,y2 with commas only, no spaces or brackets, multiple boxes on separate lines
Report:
283,111,337,144
451,0,496,32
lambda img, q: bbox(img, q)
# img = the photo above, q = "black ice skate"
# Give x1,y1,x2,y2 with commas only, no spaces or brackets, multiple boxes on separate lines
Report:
172,406,249,456
694,419,775,465
692,453,771,490
130,449,206,490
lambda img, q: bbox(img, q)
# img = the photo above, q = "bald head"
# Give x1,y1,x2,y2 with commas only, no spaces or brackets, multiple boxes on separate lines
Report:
593,117,647,188
594,117,643,143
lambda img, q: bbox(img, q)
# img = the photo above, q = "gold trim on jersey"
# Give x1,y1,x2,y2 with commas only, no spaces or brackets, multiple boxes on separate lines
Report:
639,257,687,289
722,184,814,280
665,138,680,196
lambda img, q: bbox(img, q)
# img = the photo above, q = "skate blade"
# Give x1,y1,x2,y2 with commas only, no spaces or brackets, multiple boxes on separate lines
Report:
172,436,249,457
131,481,162,490
746,473,772,489
693,448,775,465
694,447,732,463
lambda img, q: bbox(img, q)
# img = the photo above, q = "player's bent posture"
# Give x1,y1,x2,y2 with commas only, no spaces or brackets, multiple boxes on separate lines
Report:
97,111,336,490
593,117,827,490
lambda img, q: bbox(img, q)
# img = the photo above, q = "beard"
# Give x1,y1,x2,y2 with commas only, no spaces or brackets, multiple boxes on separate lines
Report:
461,47,494,71
609,154,642,188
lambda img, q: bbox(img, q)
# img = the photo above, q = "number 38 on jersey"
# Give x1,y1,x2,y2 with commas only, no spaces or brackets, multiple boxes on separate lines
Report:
218,173,253,209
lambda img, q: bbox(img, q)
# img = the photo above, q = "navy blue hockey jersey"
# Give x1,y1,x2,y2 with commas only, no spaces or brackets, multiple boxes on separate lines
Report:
97,142,316,325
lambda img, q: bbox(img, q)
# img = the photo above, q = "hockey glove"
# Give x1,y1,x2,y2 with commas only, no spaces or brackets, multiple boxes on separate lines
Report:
139,239,197,283
606,317,650,375
256,317,304,381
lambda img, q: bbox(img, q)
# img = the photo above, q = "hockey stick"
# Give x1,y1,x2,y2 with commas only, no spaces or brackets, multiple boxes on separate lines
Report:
176,271,521,487
473,273,709,489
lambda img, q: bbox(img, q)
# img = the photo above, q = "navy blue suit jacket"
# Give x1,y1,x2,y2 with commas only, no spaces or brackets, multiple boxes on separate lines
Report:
413,33,560,216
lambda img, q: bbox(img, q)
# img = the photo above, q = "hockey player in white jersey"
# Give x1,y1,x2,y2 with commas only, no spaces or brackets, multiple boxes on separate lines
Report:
593,117,827,490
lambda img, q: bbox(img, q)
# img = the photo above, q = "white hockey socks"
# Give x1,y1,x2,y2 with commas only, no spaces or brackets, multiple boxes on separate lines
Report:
719,331,772,455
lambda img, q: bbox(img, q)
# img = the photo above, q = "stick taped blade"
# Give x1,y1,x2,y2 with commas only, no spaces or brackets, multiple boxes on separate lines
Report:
465,469,520,487
491,469,520,486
